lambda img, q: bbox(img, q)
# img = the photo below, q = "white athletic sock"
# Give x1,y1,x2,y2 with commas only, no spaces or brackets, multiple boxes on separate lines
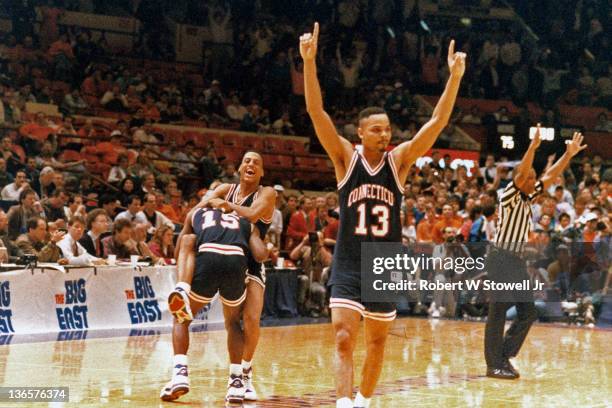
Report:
354,392,371,407
175,282,191,293
173,354,188,374
336,397,353,408
242,359,252,371
230,364,242,377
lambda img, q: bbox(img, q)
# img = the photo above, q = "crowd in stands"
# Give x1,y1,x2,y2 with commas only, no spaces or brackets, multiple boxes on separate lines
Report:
0,1,608,321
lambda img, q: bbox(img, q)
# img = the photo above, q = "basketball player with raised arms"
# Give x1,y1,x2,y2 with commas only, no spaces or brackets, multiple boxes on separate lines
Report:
168,151,275,403
300,22,466,408
160,207,267,403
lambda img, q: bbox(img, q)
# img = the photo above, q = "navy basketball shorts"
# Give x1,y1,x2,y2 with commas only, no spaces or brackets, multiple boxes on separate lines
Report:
329,266,396,321
246,257,266,288
189,244,248,308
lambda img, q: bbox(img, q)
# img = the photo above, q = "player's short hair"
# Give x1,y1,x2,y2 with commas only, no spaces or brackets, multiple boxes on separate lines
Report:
242,150,263,164
358,107,388,124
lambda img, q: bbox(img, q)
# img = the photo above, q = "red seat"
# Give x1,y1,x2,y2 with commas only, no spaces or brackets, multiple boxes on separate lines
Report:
294,156,317,169
242,136,264,152
277,154,294,169
161,129,184,145
263,137,285,153
219,148,243,165
262,153,294,170
222,133,240,148
183,130,208,148
60,149,82,162
313,157,333,172
203,131,222,148
285,139,308,155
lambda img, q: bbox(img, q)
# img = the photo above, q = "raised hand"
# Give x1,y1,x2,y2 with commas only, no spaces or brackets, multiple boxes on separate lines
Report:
566,131,587,157
299,22,319,61
447,39,466,78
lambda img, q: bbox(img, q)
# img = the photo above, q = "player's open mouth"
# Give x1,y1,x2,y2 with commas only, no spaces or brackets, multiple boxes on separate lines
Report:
245,169,256,176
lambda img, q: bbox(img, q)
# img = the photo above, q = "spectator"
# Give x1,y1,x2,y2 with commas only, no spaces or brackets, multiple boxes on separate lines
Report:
118,177,137,207
269,185,284,247
286,196,314,250
0,91,22,125
136,192,174,234
481,58,501,99
79,208,110,258
76,118,97,141
461,106,482,125
1,169,29,201
99,194,119,219
7,188,40,240
147,224,175,263
108,154,130,184
100,84,129,112
115,195,142,223
479,154,497,184
102,218,137,259
416,204,438,243
594,113,612,132
42,189,69,224
64,194,87,220
272,112,295,135
226,94,248,122
129,221,162,264
142,96,161,121
289,231,330,316
220,163,240,184
19,112,56,145
336,44,364,105
61,89,88,115
0,209,20,258
0,137,22,174
48,33,75,81
155,191,180,224
15,216,64,262
57,216,105,265
420,40,442,94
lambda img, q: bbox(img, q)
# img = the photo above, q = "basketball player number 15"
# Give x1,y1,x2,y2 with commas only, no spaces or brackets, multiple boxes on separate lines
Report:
201,211,240,230
355,204,389,237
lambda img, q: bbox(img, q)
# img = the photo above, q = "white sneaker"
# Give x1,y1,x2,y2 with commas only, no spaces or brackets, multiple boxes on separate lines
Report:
243,367,258,401
226,374,245,404
160,364,189,401
168,287,193,323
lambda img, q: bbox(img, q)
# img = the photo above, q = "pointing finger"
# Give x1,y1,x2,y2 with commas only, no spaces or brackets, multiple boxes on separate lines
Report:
313,22,319,41
449,39,455,57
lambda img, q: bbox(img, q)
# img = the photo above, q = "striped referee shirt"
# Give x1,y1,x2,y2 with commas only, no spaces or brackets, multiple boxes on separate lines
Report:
495,180,543,251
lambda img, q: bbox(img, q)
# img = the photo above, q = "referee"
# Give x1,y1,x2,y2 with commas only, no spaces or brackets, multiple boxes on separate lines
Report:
484,125,586,379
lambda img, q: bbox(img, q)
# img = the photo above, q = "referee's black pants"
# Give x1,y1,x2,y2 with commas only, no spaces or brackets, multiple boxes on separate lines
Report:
484,301,537,368
484,248,538,368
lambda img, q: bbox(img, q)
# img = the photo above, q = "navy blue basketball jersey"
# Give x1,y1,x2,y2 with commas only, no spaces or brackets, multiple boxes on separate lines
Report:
225,184,272,237
192,208,251,253
332,150,404,275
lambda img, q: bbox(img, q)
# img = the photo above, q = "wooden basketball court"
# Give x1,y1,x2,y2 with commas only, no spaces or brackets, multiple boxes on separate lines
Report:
0,318,609,407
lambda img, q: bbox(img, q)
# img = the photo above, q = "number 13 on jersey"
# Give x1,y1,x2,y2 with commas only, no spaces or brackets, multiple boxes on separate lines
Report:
354,203,390,237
